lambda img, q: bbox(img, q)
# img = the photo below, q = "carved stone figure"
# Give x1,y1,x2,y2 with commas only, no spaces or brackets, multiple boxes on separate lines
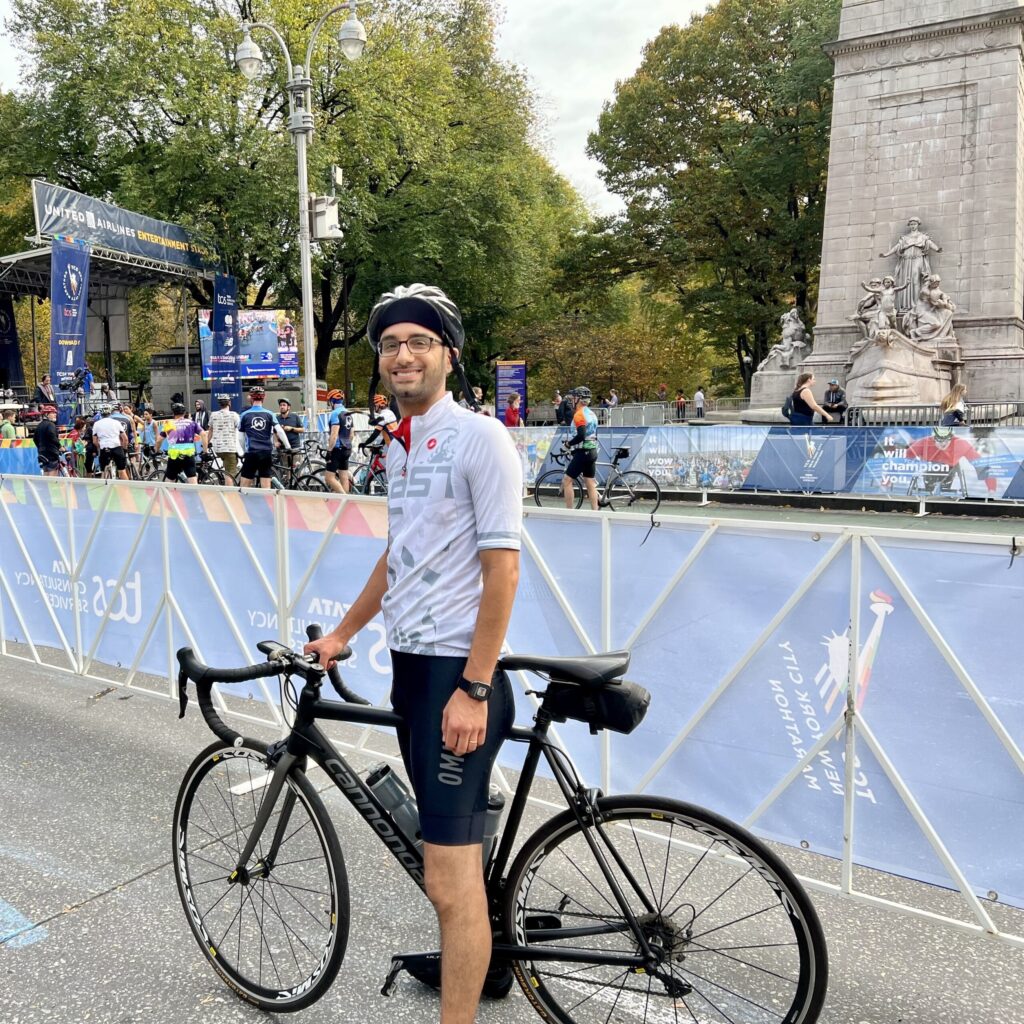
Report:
902,274,957,345
879,217,943,312
848,276,883,337
757,306,810,371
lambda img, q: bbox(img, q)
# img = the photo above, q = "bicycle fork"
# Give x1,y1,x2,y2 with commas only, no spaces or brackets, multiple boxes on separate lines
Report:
227,751,301,885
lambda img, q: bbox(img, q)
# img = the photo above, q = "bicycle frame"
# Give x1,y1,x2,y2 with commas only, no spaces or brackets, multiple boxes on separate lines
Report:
233,679,657,969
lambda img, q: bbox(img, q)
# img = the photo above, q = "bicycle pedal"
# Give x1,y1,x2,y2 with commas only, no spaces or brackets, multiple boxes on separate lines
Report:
380,957,406,997
381,950,442,996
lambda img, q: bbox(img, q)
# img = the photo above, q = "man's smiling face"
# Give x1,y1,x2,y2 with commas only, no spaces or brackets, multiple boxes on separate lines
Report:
379,323,451,414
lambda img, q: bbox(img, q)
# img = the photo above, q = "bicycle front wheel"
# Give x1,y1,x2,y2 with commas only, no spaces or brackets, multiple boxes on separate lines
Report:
172,740,350,1012
606,471,661,515
534,469,582,509
503,795,827,1024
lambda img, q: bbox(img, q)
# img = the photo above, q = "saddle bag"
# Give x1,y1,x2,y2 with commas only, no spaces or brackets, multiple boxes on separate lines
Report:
544,680,651,736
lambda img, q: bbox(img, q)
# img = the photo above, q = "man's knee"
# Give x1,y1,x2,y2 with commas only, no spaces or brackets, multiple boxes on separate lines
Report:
423,843,484,914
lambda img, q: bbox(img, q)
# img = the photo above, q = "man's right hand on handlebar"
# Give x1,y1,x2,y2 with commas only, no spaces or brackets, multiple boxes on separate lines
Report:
304,631,351,671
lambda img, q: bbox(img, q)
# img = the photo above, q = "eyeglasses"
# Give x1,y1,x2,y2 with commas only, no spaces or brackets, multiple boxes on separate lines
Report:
377,334,444,357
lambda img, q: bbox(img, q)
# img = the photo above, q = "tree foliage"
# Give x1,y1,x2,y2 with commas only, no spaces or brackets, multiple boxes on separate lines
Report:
584,0,840,394
1,0,583,389
514,278,726,404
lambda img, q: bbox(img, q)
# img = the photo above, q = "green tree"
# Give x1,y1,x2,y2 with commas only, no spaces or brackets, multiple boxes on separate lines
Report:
513,279,728,404
1,0,582,392
585,0,841,394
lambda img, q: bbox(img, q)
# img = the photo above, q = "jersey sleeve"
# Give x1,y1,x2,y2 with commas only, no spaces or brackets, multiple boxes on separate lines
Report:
460,419,523,552
572,408,586,428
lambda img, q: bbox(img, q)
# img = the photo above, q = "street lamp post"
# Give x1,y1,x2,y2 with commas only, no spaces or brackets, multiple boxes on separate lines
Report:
235,1,368,435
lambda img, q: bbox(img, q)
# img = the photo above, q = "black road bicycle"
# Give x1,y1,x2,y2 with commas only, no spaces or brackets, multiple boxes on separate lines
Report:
534,445,662,514
172,627,827,1022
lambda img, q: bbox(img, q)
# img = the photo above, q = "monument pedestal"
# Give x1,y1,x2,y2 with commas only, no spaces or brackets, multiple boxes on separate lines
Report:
749,367,798,410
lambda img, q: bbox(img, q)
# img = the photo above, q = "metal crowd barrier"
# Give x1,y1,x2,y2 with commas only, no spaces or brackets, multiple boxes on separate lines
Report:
0,476,1022,947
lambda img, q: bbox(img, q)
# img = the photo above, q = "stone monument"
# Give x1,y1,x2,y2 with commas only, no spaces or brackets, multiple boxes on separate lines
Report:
803,0,1024,404
749,306,813,406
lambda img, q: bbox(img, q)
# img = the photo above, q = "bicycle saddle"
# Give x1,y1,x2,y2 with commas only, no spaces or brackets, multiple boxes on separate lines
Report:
498,651,630,687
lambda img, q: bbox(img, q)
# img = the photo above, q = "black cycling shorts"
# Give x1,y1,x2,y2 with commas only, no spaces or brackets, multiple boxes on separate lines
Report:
240,450,273,479
99,447,127,472
327,447,351,473
390,650,514,846
165,455,197,480
565,449,597,480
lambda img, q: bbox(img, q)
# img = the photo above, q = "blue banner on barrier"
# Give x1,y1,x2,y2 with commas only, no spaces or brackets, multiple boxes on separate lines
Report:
2,481,1024,910
49,238,90,391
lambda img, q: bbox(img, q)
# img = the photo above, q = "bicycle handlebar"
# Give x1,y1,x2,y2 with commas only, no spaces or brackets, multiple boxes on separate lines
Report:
176,626,372,741
305,624,371,706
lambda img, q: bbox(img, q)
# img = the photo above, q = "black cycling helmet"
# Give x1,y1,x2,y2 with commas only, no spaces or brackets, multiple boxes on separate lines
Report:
248,384,266,397
171,402,186,415
366,284,465,354
574,386,592,402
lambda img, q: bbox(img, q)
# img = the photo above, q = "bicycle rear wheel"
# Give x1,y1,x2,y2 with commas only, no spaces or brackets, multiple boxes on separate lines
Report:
605,471,661,515
172,740,349,1012
503,795,827,1024
534,469,582,509
295,472,329,493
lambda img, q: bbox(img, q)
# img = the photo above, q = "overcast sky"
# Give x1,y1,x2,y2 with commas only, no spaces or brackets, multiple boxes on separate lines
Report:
0,0,707,214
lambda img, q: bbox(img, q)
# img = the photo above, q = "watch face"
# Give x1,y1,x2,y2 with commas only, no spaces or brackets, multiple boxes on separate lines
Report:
470,682,491,701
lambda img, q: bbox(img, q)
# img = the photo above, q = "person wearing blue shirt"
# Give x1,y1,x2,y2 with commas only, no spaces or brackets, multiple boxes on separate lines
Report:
325,389,353,493
238,384,288,488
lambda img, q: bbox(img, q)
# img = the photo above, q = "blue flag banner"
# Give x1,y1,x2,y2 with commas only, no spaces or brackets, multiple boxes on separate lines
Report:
210,274,238,380
0,296,25,391
49,238,90,390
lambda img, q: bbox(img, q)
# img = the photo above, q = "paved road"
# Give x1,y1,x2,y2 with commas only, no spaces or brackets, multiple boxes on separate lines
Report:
2,659,1023,1023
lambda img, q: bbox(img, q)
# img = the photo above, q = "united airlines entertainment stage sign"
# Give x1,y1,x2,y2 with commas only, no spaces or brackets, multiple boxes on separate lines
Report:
32,180,219,273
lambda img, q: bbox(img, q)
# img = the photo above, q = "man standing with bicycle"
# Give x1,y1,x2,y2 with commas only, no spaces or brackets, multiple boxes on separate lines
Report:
306,284,522,1024
562,386,599,510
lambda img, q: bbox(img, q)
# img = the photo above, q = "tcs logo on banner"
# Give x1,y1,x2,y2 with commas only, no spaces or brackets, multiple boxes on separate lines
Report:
91,573,143,625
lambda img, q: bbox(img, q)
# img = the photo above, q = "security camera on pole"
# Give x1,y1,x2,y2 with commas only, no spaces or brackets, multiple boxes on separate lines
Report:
235,1,369,437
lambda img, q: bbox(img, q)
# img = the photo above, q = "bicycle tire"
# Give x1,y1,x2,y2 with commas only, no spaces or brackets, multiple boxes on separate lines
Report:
605,471,661,515
294,472,329,493
534,469,582,509
502,794,827,1024
362,469,388,496
172,739,350,1012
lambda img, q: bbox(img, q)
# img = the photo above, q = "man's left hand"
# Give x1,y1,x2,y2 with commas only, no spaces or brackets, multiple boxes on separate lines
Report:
441,689,488,757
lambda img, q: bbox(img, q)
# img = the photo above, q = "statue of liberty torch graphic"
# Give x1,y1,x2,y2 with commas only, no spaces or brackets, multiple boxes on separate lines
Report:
816,590,895,714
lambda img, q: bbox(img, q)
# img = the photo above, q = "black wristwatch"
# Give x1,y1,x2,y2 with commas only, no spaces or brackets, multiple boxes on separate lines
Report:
458,677,493,702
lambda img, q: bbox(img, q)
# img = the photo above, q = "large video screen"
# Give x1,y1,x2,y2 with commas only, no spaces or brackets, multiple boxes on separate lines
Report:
198,309,299,379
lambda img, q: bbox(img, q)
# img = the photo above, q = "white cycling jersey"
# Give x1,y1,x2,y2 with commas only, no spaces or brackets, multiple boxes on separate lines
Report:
93,416,126,450
383,393,523,656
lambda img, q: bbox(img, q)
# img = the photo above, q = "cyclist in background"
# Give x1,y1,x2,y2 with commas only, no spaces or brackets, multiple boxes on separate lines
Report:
324,389,353,493
563,385,600,510
239,384,288,488
34,405,61,477
209,395,241,485
367,392,398,448
276,397,304,479
93,405,130,479
161,403,206,483
305,284,522,1023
